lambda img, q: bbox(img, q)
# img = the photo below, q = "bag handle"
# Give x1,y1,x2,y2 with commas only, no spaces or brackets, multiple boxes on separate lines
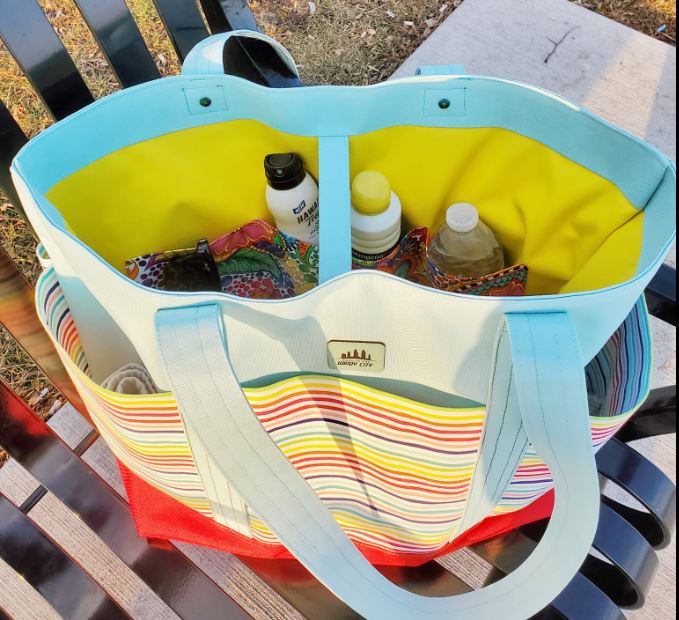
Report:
182,31,300,78
416,64,467,76
155,304,599,619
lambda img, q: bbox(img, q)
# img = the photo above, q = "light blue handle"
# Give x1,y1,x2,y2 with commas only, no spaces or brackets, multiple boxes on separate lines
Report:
318,136,352,283
182,31,300,78
417,65,467,76
155,305,600,620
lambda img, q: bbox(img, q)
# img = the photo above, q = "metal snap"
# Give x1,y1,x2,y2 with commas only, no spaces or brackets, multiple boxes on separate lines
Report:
438,98,451,110
199,97,212,108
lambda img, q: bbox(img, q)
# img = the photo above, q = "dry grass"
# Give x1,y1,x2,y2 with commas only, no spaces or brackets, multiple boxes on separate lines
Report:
254,0,463,85
573,0,676,43
0,0,675,452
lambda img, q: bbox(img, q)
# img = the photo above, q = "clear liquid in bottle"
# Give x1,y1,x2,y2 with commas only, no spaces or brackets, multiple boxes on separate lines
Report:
428,203,505,280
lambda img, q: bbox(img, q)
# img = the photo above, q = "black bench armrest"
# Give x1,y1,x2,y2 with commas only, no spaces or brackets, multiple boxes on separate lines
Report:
645,264,676,326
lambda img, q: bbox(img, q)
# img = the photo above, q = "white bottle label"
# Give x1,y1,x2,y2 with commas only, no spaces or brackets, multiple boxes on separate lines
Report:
295,198,320,240
266,173,320,245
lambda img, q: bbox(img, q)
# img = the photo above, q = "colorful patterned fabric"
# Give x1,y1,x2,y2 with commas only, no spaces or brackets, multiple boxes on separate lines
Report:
38,278,90,375
36,269,647,556
127,222,528,298
352,227,433,286
126,246,203,289
126,219,319,299
353,227,528,296
428,260,529,296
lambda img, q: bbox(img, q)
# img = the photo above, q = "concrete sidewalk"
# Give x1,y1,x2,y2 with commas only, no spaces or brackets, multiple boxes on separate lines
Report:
395,0,676,160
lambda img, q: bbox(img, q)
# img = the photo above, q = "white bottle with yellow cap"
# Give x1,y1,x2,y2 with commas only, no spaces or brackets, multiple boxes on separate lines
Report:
351,171,402,261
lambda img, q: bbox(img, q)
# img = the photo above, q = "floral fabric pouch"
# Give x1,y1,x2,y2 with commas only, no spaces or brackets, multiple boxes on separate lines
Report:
126,222,528,299
125,220,318,299
353,227,529,297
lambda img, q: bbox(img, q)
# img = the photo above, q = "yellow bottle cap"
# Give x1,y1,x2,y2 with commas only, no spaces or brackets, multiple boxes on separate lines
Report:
351,171,391,215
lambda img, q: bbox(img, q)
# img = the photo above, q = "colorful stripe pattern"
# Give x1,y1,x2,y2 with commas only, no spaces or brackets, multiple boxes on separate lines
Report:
492,299,650,515
245,377,485,553
36,268,649,555
35,271,214,518
586,300,652,421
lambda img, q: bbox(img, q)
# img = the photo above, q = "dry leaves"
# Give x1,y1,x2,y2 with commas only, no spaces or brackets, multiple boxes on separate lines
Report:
255,0,460,85
573,0,676,42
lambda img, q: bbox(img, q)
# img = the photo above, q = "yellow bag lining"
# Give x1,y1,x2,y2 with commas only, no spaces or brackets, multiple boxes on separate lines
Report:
45,119,643,295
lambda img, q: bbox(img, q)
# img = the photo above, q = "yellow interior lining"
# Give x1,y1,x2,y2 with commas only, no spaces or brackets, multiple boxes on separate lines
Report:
45,119,643,295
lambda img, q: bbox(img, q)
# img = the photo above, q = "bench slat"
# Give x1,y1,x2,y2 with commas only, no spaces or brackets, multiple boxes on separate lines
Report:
619,386,677,444
473,530,625,620
236,555,473,619
0,494,128,620
549,574,625,620
27,489,181,619
521,509,659,612
585,505,658,610
0,100,26,211
151,0,211,62
0,381,252,620
0,252,88,416
0,0,94,120
199,0,259,32
0,555,61,620
645,265,678,327
74,0,160,87
597,439,677,550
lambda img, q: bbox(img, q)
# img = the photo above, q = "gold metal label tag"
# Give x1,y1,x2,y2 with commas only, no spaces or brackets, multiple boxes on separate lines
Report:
327,341,386,373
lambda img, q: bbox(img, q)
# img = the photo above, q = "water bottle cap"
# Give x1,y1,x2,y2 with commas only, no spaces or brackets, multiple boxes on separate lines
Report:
446,203,480,233
352,171,392,215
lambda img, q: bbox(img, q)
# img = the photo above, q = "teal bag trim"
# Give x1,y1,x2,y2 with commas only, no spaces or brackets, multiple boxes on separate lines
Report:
417,64,467,76
182,30,300,78
319,136,352,283
14,65,674,286
15,72,670,214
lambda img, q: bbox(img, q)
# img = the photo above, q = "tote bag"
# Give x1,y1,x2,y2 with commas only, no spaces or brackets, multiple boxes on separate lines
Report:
14,31,676,620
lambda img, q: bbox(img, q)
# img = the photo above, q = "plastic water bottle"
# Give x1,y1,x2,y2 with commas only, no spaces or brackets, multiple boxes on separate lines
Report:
428,203,505,279
351,171,402,261
265,153,319,245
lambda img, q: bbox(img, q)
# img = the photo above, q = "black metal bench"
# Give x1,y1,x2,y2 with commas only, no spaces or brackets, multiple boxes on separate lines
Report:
0,1,676,618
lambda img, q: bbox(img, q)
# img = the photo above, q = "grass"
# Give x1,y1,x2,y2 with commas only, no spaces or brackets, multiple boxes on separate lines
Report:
254,0,464,85
0,0,676,453
573,0,676,42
